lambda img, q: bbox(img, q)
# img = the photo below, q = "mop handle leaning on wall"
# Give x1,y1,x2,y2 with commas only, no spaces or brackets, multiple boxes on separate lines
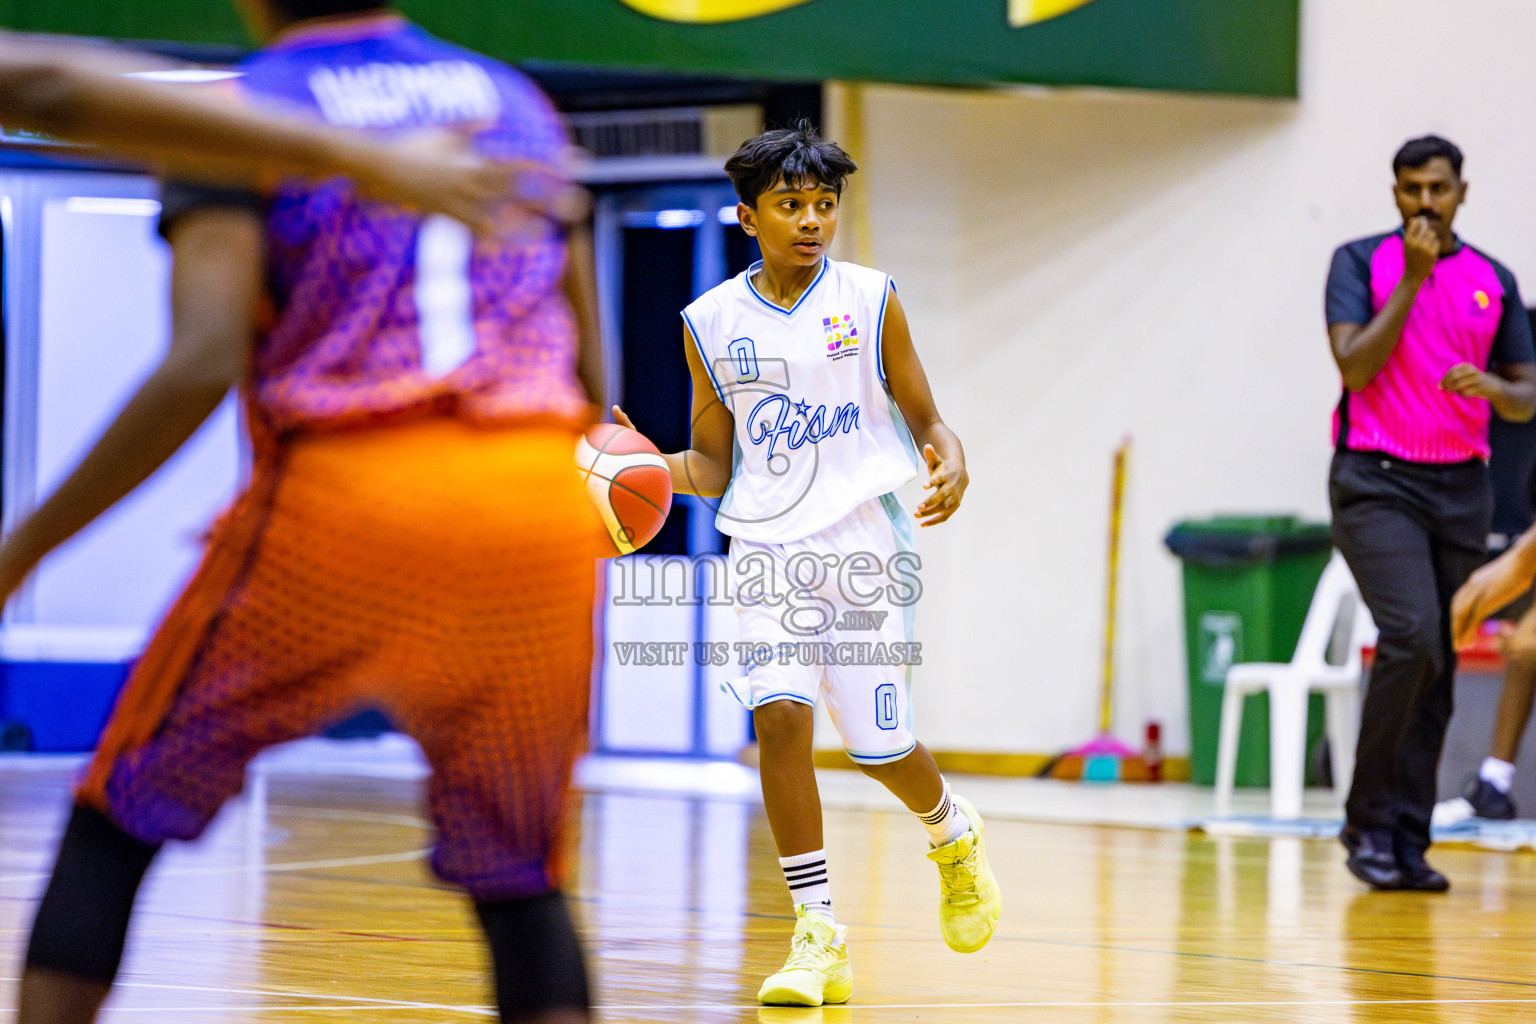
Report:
1099,436,1130,735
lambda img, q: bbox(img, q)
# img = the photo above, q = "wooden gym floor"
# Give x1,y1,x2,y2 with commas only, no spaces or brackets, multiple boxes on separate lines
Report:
5,758,1536,1022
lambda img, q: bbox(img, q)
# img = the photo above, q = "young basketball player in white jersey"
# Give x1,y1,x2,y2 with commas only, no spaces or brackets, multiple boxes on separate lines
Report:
616,121,1000,1006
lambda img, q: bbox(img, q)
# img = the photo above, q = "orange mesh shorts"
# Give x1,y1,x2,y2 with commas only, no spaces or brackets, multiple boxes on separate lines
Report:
78,418,602,900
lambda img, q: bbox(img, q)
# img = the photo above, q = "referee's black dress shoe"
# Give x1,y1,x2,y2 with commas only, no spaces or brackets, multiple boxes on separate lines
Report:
1395,846,1450,892
1341,827,1401,889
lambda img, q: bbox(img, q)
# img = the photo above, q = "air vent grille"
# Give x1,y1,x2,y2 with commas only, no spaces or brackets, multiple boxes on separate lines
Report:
566,105,762,160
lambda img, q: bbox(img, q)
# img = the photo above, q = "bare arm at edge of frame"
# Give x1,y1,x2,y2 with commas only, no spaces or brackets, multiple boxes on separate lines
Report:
0,33,576,231
0,207,263,604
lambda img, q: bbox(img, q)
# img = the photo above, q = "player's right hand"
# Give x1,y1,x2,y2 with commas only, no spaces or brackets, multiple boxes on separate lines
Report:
1402,215,1440,282
611,405,638,431
1452,551,1533,648
358,129,589,234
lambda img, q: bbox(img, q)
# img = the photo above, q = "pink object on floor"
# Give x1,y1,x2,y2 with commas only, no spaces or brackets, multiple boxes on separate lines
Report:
1068,733,1138,758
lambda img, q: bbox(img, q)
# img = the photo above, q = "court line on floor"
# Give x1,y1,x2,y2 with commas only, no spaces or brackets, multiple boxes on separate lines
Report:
986,932,1536,990
108,980,495,1015
100,982,1536,1008
100,1008,487,1015
11,979,1536,1014
0,847,429,887
1,801,438,888
574,898,1536,992
261,804,434,830
79,999,1536,1014
153,847,431,878
600,998,1536,1010
572,895,1536,995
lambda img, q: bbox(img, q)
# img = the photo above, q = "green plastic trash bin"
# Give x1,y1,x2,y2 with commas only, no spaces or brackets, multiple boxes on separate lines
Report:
1164,515,1334,788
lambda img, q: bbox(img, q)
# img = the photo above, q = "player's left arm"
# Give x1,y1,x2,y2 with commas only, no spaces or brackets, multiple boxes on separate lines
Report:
0,207,263,605
880,286,967,527
1490,362,1536,423
1442,270,1536,422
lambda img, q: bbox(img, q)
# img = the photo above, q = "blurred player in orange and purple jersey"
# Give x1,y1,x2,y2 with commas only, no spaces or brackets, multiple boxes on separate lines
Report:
6,3,604,1022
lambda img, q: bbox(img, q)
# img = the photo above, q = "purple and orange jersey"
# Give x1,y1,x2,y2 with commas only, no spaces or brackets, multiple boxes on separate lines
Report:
1326,231,1536,463
169,13,589,432
81,16,605,899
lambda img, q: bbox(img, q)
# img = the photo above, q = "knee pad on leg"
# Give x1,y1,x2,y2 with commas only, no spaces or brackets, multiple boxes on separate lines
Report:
475,891,590,1020
25,804,159,984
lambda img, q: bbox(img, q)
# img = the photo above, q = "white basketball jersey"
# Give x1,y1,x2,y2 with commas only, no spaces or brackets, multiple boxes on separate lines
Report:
683,257,920,543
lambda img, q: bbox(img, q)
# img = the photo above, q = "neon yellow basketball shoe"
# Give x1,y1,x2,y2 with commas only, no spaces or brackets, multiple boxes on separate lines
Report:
756,907,853,1006
927,795,1001,952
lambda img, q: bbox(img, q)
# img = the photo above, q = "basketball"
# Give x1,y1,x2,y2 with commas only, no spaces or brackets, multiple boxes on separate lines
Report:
576,423,673,556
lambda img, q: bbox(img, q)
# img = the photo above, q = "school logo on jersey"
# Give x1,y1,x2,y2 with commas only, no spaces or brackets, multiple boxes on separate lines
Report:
747,393,860,459
1472,289,1491,314
824,314,860,362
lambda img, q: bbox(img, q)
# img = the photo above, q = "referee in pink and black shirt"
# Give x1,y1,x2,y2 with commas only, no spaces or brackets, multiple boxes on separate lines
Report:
1328,135,1536,892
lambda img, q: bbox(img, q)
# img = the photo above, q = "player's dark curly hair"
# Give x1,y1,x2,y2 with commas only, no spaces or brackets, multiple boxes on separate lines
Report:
724,119,858,207
1393,135,1463,178
270,0,387,21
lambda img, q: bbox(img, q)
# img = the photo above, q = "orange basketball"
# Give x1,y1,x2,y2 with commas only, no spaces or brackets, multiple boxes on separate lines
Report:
575,423,673,556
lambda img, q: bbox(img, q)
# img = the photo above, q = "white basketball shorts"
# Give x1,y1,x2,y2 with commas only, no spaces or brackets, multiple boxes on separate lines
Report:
721,492,922,764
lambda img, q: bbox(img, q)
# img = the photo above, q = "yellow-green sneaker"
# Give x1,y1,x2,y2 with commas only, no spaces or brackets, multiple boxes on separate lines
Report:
927,794,1001,953
757,907,853,1006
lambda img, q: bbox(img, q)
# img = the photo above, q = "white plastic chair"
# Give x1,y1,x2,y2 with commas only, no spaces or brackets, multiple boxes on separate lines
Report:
1213,551,1376,820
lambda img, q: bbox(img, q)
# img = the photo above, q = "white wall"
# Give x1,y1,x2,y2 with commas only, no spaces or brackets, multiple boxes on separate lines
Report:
832,0,1536,757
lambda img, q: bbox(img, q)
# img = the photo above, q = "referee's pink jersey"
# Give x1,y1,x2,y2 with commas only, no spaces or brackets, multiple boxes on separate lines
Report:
1326,231,1535,463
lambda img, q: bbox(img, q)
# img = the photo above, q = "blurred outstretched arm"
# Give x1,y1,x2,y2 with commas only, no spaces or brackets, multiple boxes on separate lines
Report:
0,208,264,605
0,33,586,230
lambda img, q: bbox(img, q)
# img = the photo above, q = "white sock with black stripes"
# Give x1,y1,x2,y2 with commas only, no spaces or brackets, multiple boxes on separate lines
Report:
918,779,971,847
779,849,835,926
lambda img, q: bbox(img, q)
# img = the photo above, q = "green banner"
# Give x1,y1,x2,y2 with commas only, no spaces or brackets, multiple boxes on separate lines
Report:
0,0,1298,97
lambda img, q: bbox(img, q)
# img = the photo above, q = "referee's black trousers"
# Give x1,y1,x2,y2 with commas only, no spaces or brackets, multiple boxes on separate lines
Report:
1329,450,1491,853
